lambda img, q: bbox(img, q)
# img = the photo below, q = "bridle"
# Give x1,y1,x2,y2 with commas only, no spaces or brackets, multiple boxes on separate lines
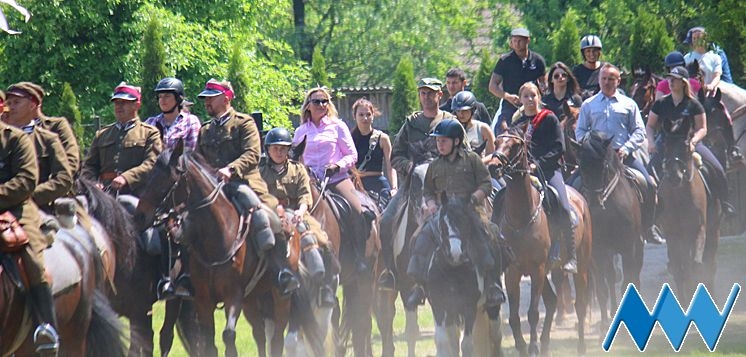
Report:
492,133,532,178
580,150,620,210
662,135,695,183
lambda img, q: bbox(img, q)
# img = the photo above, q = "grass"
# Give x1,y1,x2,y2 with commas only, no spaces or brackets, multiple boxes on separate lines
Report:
139,236,746,356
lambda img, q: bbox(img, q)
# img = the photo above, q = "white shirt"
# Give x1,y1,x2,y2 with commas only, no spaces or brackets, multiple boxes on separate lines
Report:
685,51,722,85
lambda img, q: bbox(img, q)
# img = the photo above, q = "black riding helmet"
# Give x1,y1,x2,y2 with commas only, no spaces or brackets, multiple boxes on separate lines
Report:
264,127,293,147
664,51,686,69
451,91,477,112
154,77,185,113
430,118,465,147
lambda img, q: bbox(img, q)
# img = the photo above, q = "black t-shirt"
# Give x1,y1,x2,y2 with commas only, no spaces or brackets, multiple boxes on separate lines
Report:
493,50,546,111
572,63,603,98
543,91,582,119
650,96,704,136
352,128,385,172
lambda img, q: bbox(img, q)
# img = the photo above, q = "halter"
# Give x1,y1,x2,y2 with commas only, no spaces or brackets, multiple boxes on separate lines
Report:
662,135,695,183
581,153,620,210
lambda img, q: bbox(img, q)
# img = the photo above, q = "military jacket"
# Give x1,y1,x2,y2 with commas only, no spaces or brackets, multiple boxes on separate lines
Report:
37,115,80,174
81,118,162,194
0,122,41,231
423,148,492,204
260,160,312,210
197,108,270,198
31,126,73,209
391,110,454,173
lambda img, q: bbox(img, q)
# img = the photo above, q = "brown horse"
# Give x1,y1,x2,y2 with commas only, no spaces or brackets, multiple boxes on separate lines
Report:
657,130,721,295
489,127,592,356
0,225,126,356
629,69,660,120
572,131,644,330
133,143,322,357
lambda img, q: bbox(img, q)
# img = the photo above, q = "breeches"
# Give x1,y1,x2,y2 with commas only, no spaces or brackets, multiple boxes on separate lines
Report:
21,223,47,285
547,169,573,217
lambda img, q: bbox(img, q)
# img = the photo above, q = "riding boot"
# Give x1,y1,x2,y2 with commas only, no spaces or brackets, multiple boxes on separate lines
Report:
229,183,276,252
404,254,429,310
352,211,374,274
174,248,194,298
318,246,339,308
483,275,506,307
562,224,578,274
547,241,561,270
29,283,60,356
157,234,175,300
300,233,326,281
643,186,666,245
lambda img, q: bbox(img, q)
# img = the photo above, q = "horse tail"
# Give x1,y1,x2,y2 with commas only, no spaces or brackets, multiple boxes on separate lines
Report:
85,290,127,357
290,286,325,357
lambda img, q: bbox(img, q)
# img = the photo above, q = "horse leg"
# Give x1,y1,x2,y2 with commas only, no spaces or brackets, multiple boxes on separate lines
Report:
374,289,397,357
526,271,545,357
244,298,268,357
539,275,556,357
129,311,154,357
405,307,420,357
270,290,290,357
349,279,374,357
159,299,180,357
506,269,527,357
222,299,242,357
551,270,567,325
574,269,589,356
461,303,478,357
194,302,218,357
433,319,454,357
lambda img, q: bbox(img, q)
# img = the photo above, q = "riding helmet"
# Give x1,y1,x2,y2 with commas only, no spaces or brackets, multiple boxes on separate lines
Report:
664,51,686,68
430,119,465,143
580,35,603,51
451,91,477,112
154,77,185,98
264,127,293,146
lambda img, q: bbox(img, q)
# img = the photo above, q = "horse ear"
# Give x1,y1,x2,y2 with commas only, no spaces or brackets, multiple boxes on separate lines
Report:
714,88,722,101
169,139,184,167
290,136,306,161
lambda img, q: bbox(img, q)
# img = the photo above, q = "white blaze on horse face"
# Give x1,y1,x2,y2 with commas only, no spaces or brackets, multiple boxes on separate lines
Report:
449,238,463,263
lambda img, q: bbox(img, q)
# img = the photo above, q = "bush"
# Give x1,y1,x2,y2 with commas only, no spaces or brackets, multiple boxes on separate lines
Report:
390,56,417,134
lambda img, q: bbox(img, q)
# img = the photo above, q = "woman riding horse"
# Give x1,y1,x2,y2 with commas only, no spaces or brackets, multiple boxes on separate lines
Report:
404,119,505,310
292,87,373,273
647,66,734,216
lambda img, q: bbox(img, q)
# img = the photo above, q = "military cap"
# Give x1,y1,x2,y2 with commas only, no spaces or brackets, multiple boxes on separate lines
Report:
7,81,44,104
198,79,234,100
110,82,142,103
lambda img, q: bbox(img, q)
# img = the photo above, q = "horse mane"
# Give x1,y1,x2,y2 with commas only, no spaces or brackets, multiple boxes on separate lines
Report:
77,178,137,270
441,198,491,245
580,130,616,163
182,150,220,186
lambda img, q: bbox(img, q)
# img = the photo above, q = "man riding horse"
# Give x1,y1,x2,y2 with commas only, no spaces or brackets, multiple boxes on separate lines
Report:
404,119,506,310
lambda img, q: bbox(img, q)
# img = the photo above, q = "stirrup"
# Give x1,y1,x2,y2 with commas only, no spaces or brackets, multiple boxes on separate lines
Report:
404,285,426,310
562,259,578,274
377,269,396,291
33,323,60,355
157,277,175,300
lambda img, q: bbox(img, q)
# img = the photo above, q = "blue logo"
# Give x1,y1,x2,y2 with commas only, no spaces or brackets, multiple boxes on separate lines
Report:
603,283,740,352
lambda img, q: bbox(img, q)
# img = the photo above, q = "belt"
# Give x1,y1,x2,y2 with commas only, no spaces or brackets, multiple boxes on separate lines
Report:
358,171,383,178
99,172,118,181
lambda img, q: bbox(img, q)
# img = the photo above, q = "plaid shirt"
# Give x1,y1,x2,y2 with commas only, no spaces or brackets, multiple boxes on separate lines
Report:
145,111,201,151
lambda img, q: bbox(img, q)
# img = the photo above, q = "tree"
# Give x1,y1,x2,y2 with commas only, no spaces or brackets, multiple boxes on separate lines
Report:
58,82,86,147
628,7,674,72
310,46,330,88
140,17,168,118
473,50,499,117
553,8,582,66
390,56,417,134
227,41,251,114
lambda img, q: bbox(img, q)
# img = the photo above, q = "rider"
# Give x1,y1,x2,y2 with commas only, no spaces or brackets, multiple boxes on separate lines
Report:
440,68,492,125
0,89,60,354
378,78,455,290
260,127,337,308
350,98,397,202
4,82,73,212
196,79,298,295
404,119,505,309
576,63,664,245
144,77,202,299
292,87,374,274
572,35,605,99
544,62,583,120
512,82,578,273
451,90,496,163
81,82,163,196
655,51,702,100
646,66,736,216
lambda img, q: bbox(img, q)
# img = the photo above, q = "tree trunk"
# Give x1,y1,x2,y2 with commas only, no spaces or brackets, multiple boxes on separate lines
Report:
293,0,313,63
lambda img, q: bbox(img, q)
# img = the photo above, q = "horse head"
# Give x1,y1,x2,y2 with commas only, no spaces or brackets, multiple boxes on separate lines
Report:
576,131,620,203
133,139,186,232
289,135,306,162
661,132,694,187
630,68,658,117
437,197,484,267
487,126,528,179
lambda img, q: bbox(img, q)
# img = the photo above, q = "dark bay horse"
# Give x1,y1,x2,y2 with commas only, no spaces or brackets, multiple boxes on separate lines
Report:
489,128,592,356
0,225,126,356
629,69,660,121
133,144,322,357
572,131,644,330
701,89,737,170
658,129,720,294
77,178,197,357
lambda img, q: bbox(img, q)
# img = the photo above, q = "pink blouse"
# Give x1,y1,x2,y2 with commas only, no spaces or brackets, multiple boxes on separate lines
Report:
293,116,358,184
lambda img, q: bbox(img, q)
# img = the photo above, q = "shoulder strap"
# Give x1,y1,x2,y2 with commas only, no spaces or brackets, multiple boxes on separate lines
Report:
358,129,383,172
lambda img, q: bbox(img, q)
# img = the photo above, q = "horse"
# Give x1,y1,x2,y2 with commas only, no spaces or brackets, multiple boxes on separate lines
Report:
559,101,581,180
714,82,746,167
657,127,721,295
76,178,198,357
133,142,322,357
629,69,660,121
420,196,504,357
0,221,127,356
701,88,742,171
571,131,645,330
288,139,381,357
488,127,592,356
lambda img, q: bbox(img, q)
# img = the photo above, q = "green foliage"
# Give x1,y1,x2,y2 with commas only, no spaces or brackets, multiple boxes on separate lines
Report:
553,8,582,67
227,41,252,114
140,17,168,118
310,46,330,88
702,0,746,83
473,50,499,116
390,56,418,134
58,82,87,148
628,7,674,72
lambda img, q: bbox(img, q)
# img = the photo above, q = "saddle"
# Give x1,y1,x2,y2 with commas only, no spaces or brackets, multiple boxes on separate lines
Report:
623,167,648,204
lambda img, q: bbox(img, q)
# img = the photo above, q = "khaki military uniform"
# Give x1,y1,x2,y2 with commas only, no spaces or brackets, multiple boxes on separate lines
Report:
30,126,73,210
198,108,277,208
260,160,328,245
0,122,46,285
390,110,454,174
37,115,80,174
81,118,162,196
423,147,492,216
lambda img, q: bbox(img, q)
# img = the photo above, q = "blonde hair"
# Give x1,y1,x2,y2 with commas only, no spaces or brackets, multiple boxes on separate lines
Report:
670,77,694,100
300,87,339,123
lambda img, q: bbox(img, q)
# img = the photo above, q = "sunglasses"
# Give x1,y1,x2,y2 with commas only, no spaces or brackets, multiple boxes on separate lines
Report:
310,99,329,105
553,72,568,79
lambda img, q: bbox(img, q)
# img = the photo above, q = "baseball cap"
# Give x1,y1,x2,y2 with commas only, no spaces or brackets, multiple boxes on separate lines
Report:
417,78,443,91
110,82,142,103
198,79,234,100
666,66,689,80
6,82,44,104
511,28,530,38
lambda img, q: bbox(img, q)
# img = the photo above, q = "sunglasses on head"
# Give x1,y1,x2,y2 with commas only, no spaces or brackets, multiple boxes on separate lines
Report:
310,99,329,105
